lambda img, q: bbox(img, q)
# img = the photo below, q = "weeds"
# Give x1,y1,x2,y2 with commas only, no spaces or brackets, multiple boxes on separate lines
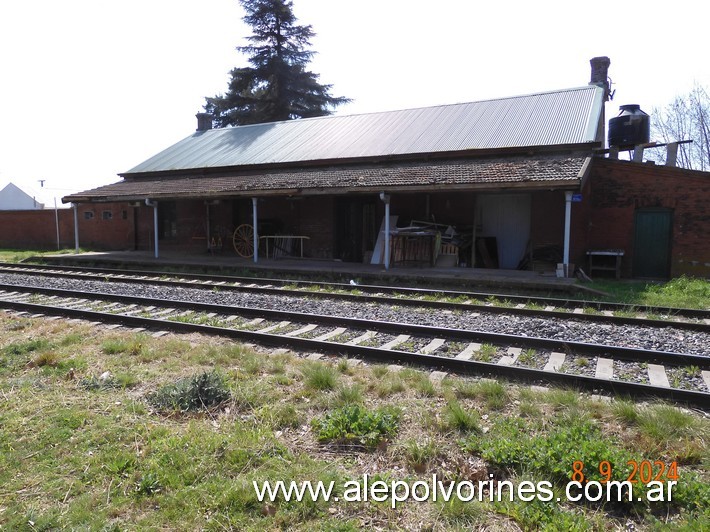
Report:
475,344,497,363
3,338,50,356
301,362,338,391
1,311,708,530
148,371,230,412
258,403,302,429
135,472,162,497
465,417,635,486
311,404,400,450
611,399,639,424
401,438,438,472
333,383,364,406
29,351,60,368
444,400,481,433
79,375,121,390
637,403,702,443
101,337,145,356
517,348,537,366
455,379,509,410
474,380,509,410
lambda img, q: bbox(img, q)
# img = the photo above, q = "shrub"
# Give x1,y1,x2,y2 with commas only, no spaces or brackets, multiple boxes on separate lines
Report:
148,371,230,412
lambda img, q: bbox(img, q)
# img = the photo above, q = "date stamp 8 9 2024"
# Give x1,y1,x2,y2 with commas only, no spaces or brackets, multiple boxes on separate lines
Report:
566,460,678,503
571,460,679,484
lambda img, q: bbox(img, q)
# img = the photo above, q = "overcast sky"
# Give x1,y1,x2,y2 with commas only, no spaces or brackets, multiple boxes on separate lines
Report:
1,0,708,206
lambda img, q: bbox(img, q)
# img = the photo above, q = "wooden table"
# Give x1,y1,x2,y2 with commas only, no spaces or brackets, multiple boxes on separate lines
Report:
586,249,624,279
260,235,310,259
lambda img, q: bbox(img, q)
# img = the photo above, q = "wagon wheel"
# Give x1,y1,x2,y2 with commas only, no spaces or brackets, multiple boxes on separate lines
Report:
232,224,255,258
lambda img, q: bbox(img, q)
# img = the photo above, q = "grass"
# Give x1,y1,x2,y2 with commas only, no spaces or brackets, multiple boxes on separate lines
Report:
443,400,481,433
584,275,710,310
400,438,439,473
332,383,364,406
0,311,708,530
0,248,88,263
300,361,338,391
455,379,509,410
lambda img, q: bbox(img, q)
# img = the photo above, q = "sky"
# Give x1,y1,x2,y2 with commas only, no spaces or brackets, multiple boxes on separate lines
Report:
1,0,708,207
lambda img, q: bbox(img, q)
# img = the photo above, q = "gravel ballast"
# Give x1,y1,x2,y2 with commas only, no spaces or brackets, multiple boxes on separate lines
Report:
1,273,708,357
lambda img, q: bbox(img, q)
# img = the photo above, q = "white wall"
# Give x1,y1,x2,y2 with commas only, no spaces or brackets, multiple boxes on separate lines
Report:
0,183,45,210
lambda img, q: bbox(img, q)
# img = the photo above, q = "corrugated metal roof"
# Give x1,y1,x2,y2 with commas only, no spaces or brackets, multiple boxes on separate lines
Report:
66,155,588,202
125,86,604,175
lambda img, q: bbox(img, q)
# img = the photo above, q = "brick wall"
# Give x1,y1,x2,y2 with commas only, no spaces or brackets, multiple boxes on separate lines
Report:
0,203,135,250
11,160,705,280
582,158,710,278
298,196,335,259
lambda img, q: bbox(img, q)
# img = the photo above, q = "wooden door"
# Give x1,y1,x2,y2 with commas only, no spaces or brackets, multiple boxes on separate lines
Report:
633,208,672,278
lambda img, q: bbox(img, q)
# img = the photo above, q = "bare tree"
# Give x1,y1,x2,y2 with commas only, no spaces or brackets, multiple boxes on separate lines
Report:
650,83,710,170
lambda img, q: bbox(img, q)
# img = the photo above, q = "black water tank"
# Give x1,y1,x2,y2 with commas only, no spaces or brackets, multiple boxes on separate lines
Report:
608,104,650,148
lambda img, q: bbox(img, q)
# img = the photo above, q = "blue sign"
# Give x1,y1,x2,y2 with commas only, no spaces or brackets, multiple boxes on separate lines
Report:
571,194,583,202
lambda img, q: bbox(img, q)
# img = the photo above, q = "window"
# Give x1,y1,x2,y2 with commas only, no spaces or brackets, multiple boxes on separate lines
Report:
102,211,113,220
84,211,94,220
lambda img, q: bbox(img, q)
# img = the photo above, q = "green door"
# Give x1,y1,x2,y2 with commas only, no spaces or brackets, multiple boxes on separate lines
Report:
633,209,672,278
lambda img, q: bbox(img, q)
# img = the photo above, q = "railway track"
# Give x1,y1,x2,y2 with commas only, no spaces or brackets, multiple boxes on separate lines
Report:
2,262,709,330
1,280,709,407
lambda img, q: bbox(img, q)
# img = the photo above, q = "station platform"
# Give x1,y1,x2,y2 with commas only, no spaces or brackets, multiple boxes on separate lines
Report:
33,250,590,296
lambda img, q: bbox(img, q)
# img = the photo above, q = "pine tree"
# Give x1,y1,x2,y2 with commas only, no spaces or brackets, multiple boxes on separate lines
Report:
205,0,350,127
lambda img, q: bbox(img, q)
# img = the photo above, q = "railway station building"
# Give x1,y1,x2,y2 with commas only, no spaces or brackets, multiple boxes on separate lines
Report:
60,57,710,280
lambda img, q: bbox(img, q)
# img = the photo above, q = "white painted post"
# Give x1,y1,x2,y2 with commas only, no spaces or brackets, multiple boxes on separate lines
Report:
54,198,60,250
563,191,573,273
153,204,158,258
380,192,391,270
252,197,259,263
72,203,79,253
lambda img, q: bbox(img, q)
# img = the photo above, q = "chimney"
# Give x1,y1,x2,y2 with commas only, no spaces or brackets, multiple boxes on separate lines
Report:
589,56,611,101
196,112,213,132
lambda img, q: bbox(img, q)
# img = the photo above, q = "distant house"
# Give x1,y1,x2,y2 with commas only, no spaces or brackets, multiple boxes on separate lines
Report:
0,182,46,210
62,56,710,279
